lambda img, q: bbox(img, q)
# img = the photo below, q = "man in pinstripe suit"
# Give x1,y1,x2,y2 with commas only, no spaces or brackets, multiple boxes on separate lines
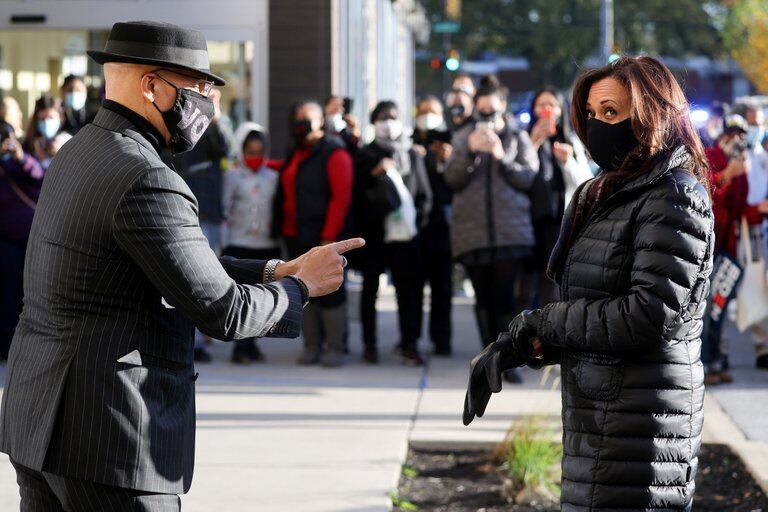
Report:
0,21,363,511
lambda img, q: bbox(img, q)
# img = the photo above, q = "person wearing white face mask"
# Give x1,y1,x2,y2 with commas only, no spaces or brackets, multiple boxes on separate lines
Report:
60,75,93,135
351,100,432,366
324,94,361,155
412,95,455,356
23,94,65,171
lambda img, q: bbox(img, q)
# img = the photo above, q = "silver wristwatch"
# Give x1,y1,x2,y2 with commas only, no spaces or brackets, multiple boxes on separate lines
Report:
263,259,285,283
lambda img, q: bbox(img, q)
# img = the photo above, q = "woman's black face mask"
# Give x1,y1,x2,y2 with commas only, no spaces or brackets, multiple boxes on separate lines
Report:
291,119,313,142
586,118,638,171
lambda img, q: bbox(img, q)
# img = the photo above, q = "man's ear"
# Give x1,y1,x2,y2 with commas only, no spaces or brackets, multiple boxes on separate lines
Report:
140,74,156,103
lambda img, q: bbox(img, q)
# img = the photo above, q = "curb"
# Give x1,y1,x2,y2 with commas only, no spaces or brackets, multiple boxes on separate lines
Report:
703,393,768,494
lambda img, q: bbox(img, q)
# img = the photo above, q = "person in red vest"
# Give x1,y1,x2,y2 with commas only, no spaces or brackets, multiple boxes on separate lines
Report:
274,99,353,367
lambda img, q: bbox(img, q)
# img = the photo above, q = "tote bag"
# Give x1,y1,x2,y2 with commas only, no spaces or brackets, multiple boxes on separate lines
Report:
736,217,768,331
383,168,417,243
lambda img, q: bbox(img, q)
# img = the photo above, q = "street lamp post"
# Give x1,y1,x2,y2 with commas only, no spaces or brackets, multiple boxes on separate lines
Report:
600,0,614,64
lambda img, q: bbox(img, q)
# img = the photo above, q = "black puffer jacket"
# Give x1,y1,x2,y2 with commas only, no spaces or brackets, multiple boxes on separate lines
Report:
536,147,713,511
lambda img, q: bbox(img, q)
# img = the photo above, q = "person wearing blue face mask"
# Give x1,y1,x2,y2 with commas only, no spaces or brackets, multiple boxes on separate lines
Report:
22,94,64,170
60,74,93,135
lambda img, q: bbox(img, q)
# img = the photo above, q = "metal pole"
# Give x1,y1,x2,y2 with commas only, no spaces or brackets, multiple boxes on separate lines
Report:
600,0,614,63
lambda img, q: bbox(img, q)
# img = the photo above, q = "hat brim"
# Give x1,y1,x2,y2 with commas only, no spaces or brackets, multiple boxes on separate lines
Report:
87,50,226,86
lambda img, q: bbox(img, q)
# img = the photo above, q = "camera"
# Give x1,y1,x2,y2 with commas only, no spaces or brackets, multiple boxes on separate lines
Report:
732,138,749,155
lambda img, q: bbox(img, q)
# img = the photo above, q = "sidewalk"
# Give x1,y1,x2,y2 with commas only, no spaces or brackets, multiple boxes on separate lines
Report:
1,291,767,510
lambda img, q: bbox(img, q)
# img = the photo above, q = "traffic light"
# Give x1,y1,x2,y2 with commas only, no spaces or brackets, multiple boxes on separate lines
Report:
445,49,460,71
430,58,441,69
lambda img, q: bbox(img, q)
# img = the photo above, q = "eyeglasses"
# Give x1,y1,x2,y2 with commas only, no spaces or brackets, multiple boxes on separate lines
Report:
151,69,215,96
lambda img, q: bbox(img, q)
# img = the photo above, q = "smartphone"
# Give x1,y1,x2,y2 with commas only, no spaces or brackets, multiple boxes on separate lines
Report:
343,97,353,115
540,107,556,136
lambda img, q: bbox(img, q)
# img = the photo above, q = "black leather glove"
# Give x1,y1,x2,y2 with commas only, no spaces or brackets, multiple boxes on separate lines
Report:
462,331,526,426
506,309,543,365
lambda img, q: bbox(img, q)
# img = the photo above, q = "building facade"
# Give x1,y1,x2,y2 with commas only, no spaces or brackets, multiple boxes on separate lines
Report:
0,0,428,155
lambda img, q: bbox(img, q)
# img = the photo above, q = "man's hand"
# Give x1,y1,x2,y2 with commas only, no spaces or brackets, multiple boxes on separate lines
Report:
463,332,526,426
278,238,365,297
431,141,453,162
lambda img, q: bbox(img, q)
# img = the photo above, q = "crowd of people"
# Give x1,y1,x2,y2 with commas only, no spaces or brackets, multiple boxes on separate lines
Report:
2,69,768,382
700,100,768,384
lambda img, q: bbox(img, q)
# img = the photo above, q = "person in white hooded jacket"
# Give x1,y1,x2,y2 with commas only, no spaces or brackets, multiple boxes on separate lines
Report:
222,122,281,364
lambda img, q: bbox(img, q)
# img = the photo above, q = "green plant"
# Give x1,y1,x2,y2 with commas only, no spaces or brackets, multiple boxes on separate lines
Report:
500,417,563,500
389,490,419,511
402,464,419,478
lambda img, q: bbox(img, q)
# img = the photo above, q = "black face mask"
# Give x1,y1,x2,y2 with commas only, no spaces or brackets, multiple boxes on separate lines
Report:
153,76,215,154
586,118,638,171
291,119,313,142
449,104,465,121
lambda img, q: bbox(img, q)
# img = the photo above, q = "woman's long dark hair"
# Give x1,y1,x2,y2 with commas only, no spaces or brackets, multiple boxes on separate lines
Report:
570,55,709,190
528,87,571,144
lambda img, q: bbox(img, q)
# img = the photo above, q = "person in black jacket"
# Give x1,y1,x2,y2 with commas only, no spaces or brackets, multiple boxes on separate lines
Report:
463,56,713,512
274,99,354,368
0,21,362,510
352,101,432,366
412,95,454,356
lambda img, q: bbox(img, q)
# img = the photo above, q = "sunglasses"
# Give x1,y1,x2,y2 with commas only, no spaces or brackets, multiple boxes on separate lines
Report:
150,69,215,96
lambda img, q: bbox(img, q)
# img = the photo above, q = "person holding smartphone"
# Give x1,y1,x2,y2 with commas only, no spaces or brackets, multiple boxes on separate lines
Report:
0,122,45,361
412,95,454,355
444,74,539,383
520,88,593,311
324,94,361,155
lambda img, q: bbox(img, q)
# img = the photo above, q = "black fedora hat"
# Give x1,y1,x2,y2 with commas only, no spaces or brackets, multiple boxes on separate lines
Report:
88,20,225,86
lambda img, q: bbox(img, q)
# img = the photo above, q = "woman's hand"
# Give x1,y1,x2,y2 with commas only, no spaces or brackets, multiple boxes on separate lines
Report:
530,118,551,149
1,134,24,162
371,157,395,176
553,141,573,165
463,331,527,426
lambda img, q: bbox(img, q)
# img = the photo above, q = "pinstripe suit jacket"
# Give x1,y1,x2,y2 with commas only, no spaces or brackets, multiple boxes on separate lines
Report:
0,106,303,494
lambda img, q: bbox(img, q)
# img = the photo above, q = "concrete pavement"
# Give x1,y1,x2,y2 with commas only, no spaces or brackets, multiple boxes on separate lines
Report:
1,287,767,510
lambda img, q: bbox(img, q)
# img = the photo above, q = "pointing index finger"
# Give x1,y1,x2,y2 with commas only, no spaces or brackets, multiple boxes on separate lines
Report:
330,238,366,255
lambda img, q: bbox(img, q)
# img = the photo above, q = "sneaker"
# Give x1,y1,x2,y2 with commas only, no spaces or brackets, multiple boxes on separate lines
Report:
321,351,345,368
362,347,379,365
297,351,321,365
433,345,452,357
502,368,523,384
400,348,424,367
194,347,212,363
756,354,768,370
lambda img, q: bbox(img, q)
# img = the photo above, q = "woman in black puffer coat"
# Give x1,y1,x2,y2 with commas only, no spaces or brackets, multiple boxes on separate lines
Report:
463,56,713,512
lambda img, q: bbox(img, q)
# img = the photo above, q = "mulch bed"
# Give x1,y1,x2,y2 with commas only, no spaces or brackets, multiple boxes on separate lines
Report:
395,443,768,511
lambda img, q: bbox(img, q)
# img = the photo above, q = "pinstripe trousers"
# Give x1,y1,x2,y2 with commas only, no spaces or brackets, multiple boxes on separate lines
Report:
12,460,181,511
